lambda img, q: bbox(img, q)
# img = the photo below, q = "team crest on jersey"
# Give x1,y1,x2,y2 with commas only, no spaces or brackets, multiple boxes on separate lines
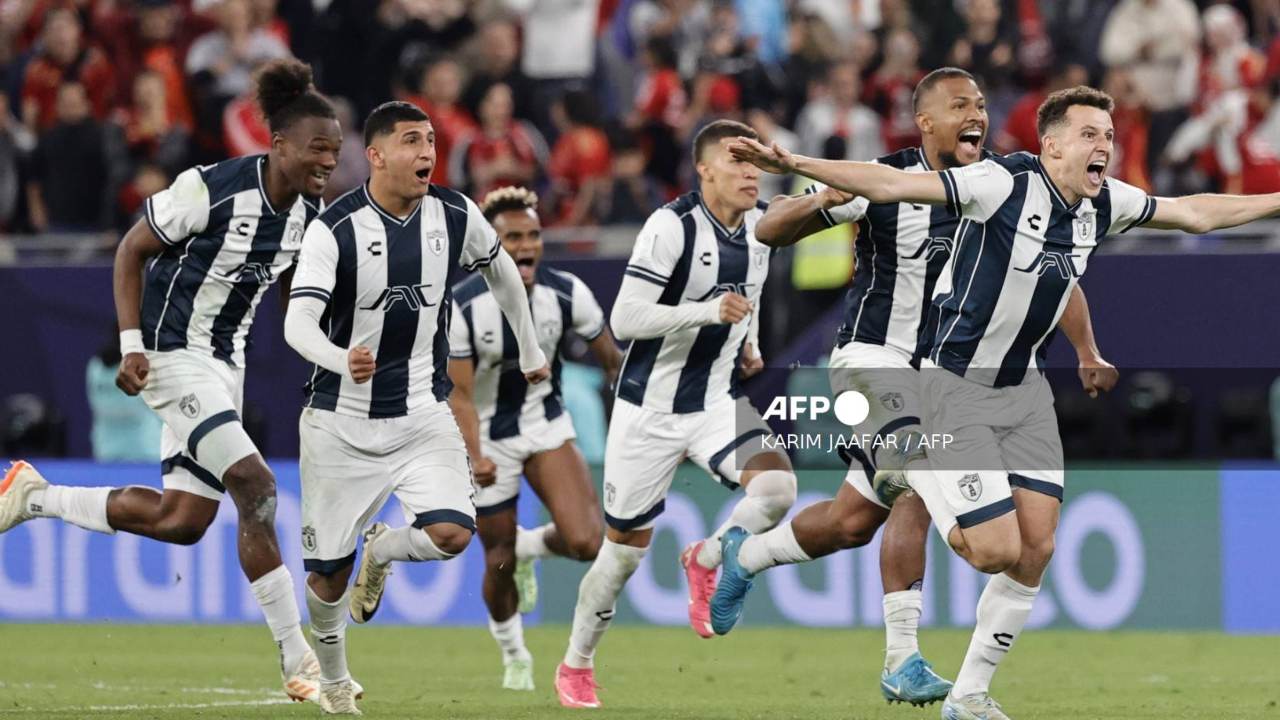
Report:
285,218,305,247
539,319,558,341
425,229,446,255
1074,214,1095,240
753,249,767,268
958,473,983,501
880,392,905,412
301,525,317,552
179,393,201,419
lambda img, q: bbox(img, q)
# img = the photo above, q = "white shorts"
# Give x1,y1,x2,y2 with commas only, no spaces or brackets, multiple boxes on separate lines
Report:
917,360,1064,540
299,403,477,575
829,342,925,511
603,396,778,531
474,412,578,514
142,350,259,501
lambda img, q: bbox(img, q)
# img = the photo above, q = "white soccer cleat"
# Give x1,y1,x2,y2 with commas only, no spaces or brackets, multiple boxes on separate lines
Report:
0,461,48,533
318,680,363,715
502,657,535,691
350,523,393,624
941,691,1012,720
285,648,365,704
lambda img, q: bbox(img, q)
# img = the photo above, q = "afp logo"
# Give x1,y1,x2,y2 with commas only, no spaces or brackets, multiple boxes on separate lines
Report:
361,283,436,312
1014,249,1082,280
903,236,954,263
224,262,276,284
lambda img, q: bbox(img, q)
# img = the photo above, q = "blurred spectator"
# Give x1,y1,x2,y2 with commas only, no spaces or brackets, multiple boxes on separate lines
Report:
251,0,290,45
1103,67,1153,191
98,0,199,136
118,70,191,177
547,89,611,226
367,0,477,107
406,55,476,188
326,96,367,201
503,0,602,135
1100,0,1200,170
695,2,772,112
1043,0,1118,79
20,7,114,132
185,0,290,100
116,162,170,230
630,34,686,189
461,18,537,123
780,12,841,125
87,327,162,462
794,62,884,162
0,92,34,231
626,0,711,77
221,88,271,156
745,106,798,200
450,82,548,199
732,0,786,66
27,82,121,232
947,0,1016,117
865,28,924,152
995,63,1088,155
594,128,662,223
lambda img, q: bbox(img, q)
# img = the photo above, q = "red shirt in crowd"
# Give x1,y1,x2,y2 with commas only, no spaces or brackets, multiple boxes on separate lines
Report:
996,90,1046,154
548,126,611,225
406,97,477,188
21,47,115,130
635,68,686,129
864,71,923,152
454,122,544,199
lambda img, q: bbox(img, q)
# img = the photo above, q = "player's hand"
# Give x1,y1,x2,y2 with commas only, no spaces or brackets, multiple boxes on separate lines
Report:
115,352,151,395
819,186,857,209
1077,355,1119,398
740,342,764,379
524,364,551,384
348,346,376,384
718,292,752,324
471,455,498,487
725,137,796,175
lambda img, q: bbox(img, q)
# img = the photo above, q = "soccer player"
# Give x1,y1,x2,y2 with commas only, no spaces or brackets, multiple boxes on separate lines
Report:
553,119,797,709
0,60,341,701
447,186,622,692
282,101,549,715
725,68,1115,708
726,85,1280,719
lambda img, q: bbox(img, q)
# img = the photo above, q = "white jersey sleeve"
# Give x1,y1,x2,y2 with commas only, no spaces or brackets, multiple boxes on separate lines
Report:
284,220,348,377
1106,177,1158,234
940,159,1015,223
458,195,502,271
448,301,473,359
624,208,686,287
144,166,211,246
570,275,606,341
290,221,339,300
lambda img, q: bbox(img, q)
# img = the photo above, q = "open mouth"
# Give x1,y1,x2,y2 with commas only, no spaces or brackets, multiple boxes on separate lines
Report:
1086,159,1107,186
514,256,536,280
309,168,332,186
415,167,432,183
957,127,983,153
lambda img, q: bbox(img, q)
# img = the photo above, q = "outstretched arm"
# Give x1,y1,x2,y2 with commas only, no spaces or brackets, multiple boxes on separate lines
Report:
1057,285,1118,398
1144,192,1280,234
755,186,858,247
727,137,948,206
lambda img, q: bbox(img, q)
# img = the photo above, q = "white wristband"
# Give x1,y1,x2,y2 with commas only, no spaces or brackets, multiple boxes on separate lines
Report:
119,329,145,355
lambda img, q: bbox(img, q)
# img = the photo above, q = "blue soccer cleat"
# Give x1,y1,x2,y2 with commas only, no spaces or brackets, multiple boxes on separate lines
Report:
709,527,755,635
879,652,953,707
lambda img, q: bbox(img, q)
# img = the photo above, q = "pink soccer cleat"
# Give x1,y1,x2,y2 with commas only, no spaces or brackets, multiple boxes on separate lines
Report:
680,540,717,639
555,664,601,709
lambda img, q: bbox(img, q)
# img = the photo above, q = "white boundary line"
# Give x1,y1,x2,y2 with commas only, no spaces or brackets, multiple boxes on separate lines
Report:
0,699,294,714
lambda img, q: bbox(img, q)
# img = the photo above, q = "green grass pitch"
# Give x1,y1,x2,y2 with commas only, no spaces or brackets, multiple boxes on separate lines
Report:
0,624,1276,719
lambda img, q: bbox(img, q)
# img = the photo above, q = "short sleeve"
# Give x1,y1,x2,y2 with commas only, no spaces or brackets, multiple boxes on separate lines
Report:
458,195,501,271
569,275,606,341
1106,177,1157,234
448,300,473,358
145,167,211,246
289,221,339,304
804,182,870,227
939,160,1015,223
624,208,685,287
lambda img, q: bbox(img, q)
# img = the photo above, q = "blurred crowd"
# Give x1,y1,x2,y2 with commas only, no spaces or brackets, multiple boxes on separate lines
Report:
5,0,1280,236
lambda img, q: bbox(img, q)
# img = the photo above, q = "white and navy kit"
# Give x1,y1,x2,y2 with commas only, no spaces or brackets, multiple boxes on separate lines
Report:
918,152,1156,538
449,265,605,513
290,183,500,573
606,192,777,531
138,155,318,499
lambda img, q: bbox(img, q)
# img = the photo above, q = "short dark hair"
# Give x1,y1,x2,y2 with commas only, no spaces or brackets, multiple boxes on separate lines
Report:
255,59,335,133
912,67,976,113
1036,85,1114,138
363,101,430,146
480,186,539,223
692,119,757,165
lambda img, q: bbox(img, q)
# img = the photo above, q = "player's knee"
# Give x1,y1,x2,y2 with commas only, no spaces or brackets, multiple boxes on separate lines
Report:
484,543,516,576
154,517,209,545
425,523,473,556
968,542,1021,574
834,509,877,549
1020,535,1055,574
564,531,602,561
745,469,797,523
224,460,278,527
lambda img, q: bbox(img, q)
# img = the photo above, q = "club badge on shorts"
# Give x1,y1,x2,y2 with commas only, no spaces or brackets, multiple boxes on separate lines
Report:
301,525,317,552
880,392,905,412
958,473,983,502
179,393,201,419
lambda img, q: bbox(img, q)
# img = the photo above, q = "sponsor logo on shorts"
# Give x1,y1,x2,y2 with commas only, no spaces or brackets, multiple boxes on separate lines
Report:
880,392,905,412
301,525,317,552
179,393,201,419
958,473,983,501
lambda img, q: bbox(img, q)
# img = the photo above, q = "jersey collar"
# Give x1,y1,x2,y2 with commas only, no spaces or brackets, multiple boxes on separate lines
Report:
696,192,747,244
1033,156,1082,214
363,183,423,227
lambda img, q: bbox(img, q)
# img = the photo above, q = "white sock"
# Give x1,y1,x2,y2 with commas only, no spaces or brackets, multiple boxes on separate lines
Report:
306,584,350,684
489,613,532,664
28,486,115,534
563,540,646,669
250,565,311,676
515,524,552,561
737,521,811,575
696,469,796,568
952,573,1039,698
883,589,923,672
368,526,453,565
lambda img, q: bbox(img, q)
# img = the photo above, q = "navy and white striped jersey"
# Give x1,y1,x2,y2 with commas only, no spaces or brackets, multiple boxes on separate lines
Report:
925,152,1156,387
811,147,994,360
290,183,501,418
448,265,605,440
140,155,320,367
617,192,772,414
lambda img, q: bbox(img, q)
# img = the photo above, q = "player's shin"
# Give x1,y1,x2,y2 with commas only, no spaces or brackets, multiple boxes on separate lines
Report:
27,485,115,534
696,469,796,568
883,589,923,672
563,539,646,669
736,520,812,574
306,583,351,684
250,564,313,676
489,613,532,664
951,573,1039,699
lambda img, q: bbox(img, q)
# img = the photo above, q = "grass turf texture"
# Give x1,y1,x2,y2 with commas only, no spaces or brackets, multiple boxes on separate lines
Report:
0,625,1276,719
